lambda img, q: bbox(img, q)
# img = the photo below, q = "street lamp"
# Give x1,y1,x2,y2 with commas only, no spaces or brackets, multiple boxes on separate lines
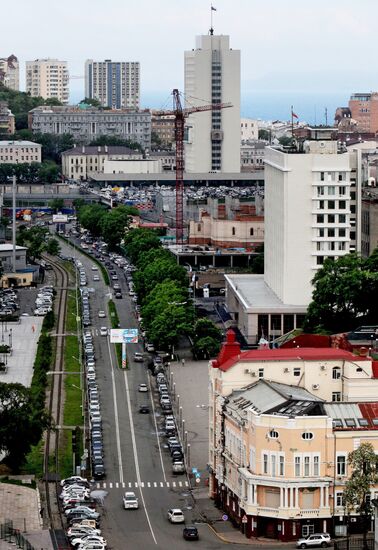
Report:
8,329,12,351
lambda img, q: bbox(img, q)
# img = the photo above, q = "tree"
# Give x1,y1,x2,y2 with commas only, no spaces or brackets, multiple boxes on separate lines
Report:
100,205,138,250
16,226,51,261
343,443,378,549
135,258,188,299
258,129,270,141
193,336,221,359
78,204,107,237
48,198,64,213
124,228,161,264
45,238,60,256
79,97,102,108
278,135,293,146
89,135,143,152
193,318,222,342
149,303,194,350
0,382,49,470
141,280,189,329
39,160,60,183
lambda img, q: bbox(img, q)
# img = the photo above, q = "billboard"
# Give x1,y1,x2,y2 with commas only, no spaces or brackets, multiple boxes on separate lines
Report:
110,328,138,344
52,214,68,223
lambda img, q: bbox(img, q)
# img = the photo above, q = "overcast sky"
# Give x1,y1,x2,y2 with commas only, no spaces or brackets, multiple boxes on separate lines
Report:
6,0,378,109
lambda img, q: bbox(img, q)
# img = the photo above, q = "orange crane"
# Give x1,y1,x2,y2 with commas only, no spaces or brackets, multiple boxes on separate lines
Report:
158,89,232,244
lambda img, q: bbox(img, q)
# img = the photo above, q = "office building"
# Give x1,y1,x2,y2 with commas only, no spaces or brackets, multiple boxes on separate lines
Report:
25,59,69,104
29,105,151,149
0,55,19,90
0,141,41,164
85,59,140,109
184,34,240,173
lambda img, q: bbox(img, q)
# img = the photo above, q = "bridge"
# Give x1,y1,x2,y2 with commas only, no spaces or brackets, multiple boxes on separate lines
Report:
0,184,100,206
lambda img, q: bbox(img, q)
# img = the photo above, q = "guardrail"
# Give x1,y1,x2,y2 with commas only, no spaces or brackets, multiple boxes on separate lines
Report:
0,520,36,550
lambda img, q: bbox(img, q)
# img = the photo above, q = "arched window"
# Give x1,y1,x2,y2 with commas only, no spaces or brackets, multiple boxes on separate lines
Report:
332,367,341,380
268,430,279,439
302,432,314,441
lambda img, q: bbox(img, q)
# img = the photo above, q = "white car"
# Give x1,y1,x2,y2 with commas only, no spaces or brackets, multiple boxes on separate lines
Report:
138,384,148,393
91,266,98,271
167,508,185,523
60,476,88,487
34,308,49,316
70,535,107,547
67,526,101,539
98,311,106,318
77,543,106,550
123,491,139,509
100,327,108,337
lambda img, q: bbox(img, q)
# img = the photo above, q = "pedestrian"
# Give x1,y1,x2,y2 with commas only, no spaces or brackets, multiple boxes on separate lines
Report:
32,325,35,333
181,358,185,367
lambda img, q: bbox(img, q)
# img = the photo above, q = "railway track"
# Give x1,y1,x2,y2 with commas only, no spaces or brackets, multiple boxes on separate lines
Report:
42,255,70,545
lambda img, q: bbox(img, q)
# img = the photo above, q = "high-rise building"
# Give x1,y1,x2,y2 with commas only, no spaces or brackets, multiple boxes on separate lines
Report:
25,59,69,104
264,138,361,305
184,34,240,173
85,59,140,109
0,55,19,90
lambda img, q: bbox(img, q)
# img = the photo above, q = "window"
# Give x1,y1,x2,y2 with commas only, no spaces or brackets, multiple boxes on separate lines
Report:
339,228,346,237
328,228,335,237
339,214,346,223
328,186,335,195
263,453,268,474
294,368,301,377
332,392,341,402
318,228,325,237
295,456,301,476
336,491,344,507
337,455,346,476
304,456,310,476
333,418,342,427
269,430,279,439
339,200,346,210
279,455,285,476
258,368,264,379
328,200,335,209
332,367,341,379
317,256,324,266
317,214,324,223
302,432,314,440
232,227,236,236
320,172,325,181
358,419,369,427
271,455,276,477
313,455,320,476
318,200,325,209
345,419,356,428
317,186,324,196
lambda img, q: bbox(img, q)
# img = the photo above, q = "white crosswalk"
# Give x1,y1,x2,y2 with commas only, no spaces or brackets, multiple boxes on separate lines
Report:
96,480,189,490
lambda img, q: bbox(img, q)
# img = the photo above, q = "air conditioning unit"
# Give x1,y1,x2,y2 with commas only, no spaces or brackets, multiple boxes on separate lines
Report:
284,368,289,373
312,384,320,390
320,365,326,371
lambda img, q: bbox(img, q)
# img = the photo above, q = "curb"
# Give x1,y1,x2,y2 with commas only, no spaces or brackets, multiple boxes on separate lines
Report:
206,523,232,544
206,522,294,547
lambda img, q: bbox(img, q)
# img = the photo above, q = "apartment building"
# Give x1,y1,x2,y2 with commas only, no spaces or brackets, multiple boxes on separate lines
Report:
0,102,15,134
184,34,240,173
241,142,265,172
0,141,41,164
61,145,143,180
25,59,69,104
85,59,140,109
29,106,151,149
151,112,175,145
0,55,19,90
209,332,378,541
241,118,258,142
361,187,378,257
348,93,378,133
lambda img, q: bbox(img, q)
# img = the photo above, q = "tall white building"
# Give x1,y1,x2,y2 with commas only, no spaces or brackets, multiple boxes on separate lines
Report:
184,34,240,173
85,59,140,109
0,55,19,90
264,140,361,305
25,59,69,104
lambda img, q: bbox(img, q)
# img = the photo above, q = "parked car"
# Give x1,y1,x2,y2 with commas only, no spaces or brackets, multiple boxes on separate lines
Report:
296,534,331,548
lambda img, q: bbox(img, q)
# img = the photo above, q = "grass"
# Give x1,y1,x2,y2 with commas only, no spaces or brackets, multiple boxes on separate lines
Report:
66,291,79,333
108,300,123,368
63,336,83,427
22,441,44,479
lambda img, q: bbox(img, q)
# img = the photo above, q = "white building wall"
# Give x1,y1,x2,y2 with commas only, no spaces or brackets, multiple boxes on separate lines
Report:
241,118,259,141
184,35,240,173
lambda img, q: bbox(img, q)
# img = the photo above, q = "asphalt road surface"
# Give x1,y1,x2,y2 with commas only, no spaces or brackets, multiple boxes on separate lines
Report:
58,236,290,550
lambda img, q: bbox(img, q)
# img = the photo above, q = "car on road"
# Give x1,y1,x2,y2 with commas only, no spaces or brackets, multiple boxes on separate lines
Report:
77,543,106,550
296,534,331,548
138,383,148,392
146,343,155,352
123,491,139,509
93,463,105,480
100,327,108,337
98,311,106,318
93,275,100,281
91,266,98,271
111,274,118,280
172,461,186,474
114,291,122,299
139,405,150,414
183,525,199,541
167,508,185,524
133,352,144,362
67,525,102,539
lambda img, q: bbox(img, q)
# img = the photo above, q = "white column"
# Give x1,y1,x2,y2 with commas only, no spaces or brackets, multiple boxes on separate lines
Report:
284,487,288,508
253,484,257,505
320,486,324,508
290,487,294,508
325,486,329,508
248,483,253,505
280,487,283,508
295,487,299,508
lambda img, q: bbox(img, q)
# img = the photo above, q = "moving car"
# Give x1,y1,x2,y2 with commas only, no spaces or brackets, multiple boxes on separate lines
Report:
167,508,185,524
98,311,106,318
100,327,108,337
183,525,199,541
139,405,150,414
138,383,148,392
133,352,144,363
123,492,139,509
296,533,331,548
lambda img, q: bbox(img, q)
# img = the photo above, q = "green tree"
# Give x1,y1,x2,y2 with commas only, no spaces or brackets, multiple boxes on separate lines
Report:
45,238,60,256
141,280,189,329
149,303,194,350
193,336,221,359
48,198,64,213
0,382,49,470
79,97,102,108
124,228,161,264
100,205,138,250
258,129,270,141
78,204,107,237
17,226,50,261
89,135,143,152
343,443,378,549
39,160,60,183
193,318,222,342
134,257,187,299
278,135,293,146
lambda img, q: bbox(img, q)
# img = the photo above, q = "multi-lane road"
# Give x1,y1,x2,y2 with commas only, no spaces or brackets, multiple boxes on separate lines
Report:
58,237,256,550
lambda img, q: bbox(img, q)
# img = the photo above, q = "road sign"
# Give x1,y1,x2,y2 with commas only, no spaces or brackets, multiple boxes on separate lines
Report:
242,515,248,524
52,213,68,223
195,473,201,479
192,467,198,474
110,328,138,343
222,514,228,521
195,478,201,484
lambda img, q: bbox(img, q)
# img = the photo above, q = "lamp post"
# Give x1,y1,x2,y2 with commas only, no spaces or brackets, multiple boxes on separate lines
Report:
8,328,12,351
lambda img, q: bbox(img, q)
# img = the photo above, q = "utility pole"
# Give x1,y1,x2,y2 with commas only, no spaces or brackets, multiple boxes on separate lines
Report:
12,175,16,273
325,107,328,126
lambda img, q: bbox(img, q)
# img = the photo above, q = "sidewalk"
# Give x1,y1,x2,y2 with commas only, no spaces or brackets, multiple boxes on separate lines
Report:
0,482,42,532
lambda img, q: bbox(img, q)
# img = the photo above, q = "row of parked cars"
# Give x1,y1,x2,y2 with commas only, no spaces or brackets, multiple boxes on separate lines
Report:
34,285,54,316
60,475,106,549
0,288,19,317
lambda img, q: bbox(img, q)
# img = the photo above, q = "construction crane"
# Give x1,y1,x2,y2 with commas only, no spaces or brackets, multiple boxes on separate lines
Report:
159,89,232,245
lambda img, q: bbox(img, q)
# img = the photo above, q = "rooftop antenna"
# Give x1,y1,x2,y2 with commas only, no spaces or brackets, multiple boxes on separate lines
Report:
325,107,328,126
210,4,216,35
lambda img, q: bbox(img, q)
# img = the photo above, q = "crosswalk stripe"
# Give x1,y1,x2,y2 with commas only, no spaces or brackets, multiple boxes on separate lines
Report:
172,482,176,488
178,481,182,487
160,482,164,487
147,482,151,487
116,482,119,488
103,482,106,489
135,482,138,488
140,482,144,488
122,482,125,488
128,482,132,488
109,482,113,489
185,481,189,487
166,482,170,488
96,483,100,489
154,482,157,487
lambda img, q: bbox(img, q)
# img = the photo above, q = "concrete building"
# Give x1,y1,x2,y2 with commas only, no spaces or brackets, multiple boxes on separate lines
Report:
241,118,258,142
151,112,175,146
348,93,378,133
264,140,361,306
241,142,265,172
209,333,378,541
29,105,151,149
184,34,240,173
85,59,140,109
0,141,41,164
361,186,378,257
25,59,69,104
0,102,15,134
0,55,19,90
61,145,143,180
189,197,264,249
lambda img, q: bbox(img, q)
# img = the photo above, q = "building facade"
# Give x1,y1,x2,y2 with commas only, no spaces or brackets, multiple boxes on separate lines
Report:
85,59,140,109
209,334,378,541
264,141,361,305
61,145,143,180
361,187,378,257
151,112,175,146
241,142,265,172
0,141,41,164
0,55,19,90
0,102,15,134
25,59,69,104
241,118,258,142
348,93,378,133
184,34,240,173
29,106,151,149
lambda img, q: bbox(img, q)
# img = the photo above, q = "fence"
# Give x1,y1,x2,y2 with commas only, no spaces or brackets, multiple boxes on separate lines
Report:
0,520,36,550
334,534,375,550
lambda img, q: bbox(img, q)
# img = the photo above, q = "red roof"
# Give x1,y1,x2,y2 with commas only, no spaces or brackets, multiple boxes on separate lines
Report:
216,347,370,372
359,403,378,424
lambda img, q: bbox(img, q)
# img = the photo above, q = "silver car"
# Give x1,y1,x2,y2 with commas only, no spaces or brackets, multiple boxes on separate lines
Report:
296,533,331,548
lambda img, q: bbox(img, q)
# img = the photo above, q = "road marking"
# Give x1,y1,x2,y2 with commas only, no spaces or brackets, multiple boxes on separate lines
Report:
123,370,158,545
107,337,124,484
115,482,119,488
128,482,132,488
178,481,182,487
109,482,113,489
96,483,100,488
153,482,157,488
147,482,151,487
185,481,189,487
160,482,164,487
147,373,167,482
122,482,125,488
166,482,170,488
135,481,138,488
172,482,176,488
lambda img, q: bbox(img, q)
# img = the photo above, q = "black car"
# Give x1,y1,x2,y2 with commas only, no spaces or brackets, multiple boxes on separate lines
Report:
183,526,199,541
139,405,150,414
171,450,183,461
115,291,122,299
93,463,105,479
